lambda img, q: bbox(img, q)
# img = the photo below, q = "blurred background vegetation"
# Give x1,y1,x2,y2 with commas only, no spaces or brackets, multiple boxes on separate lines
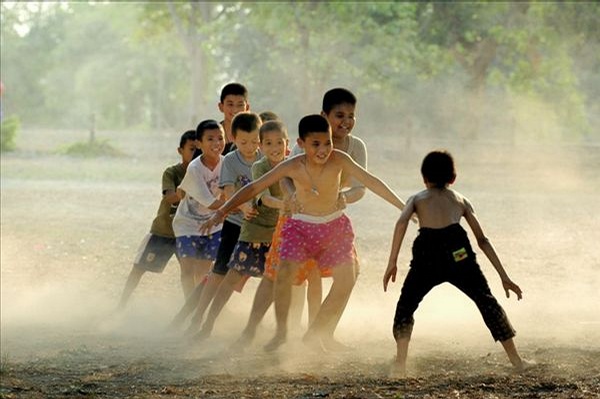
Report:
1,1,599,144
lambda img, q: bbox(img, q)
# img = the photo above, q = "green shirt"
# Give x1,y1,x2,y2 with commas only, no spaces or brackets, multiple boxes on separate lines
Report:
150,163,186,237
239,156,282,243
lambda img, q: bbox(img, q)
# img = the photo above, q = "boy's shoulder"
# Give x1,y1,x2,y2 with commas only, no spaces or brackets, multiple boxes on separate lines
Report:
163,162,185,175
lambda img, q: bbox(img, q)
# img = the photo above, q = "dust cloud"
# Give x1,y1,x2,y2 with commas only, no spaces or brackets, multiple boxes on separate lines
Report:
1,91,599,388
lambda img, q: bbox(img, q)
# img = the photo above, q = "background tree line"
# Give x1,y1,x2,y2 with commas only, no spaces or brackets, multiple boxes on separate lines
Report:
1,1,598,142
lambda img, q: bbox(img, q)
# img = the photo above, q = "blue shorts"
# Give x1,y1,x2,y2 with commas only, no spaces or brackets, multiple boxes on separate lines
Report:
227,241,271,277
176,232,221,260
134,233,177,273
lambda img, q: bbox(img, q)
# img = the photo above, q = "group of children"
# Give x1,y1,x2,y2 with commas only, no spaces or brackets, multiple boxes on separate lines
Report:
118,83,529,376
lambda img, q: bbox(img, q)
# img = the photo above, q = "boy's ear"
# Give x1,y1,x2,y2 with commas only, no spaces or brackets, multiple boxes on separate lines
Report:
177,147,183,155
296,137,305,149
320,110,327,118
450,174,457,184
218,102,224,113
244,102,250,111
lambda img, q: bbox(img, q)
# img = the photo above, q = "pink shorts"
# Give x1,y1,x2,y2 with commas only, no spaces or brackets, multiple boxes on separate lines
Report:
279,212,355,269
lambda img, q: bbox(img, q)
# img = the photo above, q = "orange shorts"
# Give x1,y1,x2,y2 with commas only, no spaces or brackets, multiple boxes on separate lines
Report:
264,215,330,285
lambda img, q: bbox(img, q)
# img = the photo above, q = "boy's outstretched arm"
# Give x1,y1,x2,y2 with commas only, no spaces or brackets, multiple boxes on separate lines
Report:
338,152,406,211
384,197,415,292
463,198,523,300
200,162,291,233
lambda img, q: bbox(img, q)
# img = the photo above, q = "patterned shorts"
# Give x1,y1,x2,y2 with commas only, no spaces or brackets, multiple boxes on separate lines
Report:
227,241,271,277
280,212,355,270
176,232,222,260
264,215,326,285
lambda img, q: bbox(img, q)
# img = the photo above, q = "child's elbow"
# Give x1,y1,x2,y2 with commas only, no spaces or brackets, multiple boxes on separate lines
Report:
477,236,491,249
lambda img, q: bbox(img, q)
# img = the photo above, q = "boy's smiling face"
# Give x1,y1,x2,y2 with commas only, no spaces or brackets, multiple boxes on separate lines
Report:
197,128,225,160
219,94,249,123
299,131,333,165
323,103,355,141
234,129,260,161
260,130,288,165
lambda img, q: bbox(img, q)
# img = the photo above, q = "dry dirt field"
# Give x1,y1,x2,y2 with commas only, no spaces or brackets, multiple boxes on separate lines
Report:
1,128,599,398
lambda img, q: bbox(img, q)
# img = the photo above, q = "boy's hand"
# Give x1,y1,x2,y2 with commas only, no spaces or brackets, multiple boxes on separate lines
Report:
336,191,347,211
239,202,258,220
283,193,298,216
383,261,397,292
502,279,523,300
199,210,225,235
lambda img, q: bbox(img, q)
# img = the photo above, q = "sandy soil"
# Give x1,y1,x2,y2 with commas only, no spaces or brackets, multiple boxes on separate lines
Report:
1,128,599,398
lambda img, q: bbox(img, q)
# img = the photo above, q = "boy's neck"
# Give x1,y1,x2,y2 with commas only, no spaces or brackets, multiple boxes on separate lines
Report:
222,120,234,143
238,149,258,163
200,153,220,169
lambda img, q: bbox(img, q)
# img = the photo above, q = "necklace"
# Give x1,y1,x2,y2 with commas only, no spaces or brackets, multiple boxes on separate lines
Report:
304,157,324,196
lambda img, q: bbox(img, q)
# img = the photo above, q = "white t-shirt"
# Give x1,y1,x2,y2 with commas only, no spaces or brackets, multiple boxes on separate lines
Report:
172,155,224,237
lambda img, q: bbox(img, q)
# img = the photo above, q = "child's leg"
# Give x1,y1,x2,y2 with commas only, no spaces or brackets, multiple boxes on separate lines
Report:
264,260,301,351
304,262,355,349
178,257,200,299
194,259,212,286
169,283,205,329
234,277,275,349
185,272,225,336
118,265,145,309
197,269,244,339
306,268,323,326
450,263,518,364
288,283,306,331
501,338,524,369
391,336,411,378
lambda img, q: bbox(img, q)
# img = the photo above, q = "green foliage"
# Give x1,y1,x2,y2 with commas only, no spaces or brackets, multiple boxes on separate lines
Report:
1,2,599,139
59,138,124,158
1,115,20,152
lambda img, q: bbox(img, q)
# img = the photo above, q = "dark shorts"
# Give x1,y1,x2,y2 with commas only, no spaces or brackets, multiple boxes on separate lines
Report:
133,233,177,273
176,232,221,260
228,241,271,277
393,224,516,342
212,220,241,276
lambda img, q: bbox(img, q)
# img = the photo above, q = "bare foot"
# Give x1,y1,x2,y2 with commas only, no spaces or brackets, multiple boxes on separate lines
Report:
264,333,286,352
389,361,407,378
514,359,537,373
321,337,352,352
192,328,211,342
231,331,254,352
302,332,327,353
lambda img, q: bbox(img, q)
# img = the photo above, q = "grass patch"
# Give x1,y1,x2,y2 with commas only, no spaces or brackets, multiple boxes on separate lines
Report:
1,115,20,152
59,139,125,158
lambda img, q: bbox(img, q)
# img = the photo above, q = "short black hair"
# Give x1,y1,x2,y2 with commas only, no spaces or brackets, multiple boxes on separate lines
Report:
195,119,222,141
322,88,357,114
298,114,330,140
180,130,197,148
421,150,456,188
259,120,288,141
259,110,279,122
220,82,248,103
231,112,261,138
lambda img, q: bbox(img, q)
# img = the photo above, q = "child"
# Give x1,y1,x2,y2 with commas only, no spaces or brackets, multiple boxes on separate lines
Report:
117,130,196,309
202,114,408,352
172,120,226,299
193,120,289,340
183,111,262,336
383,150,526,377
284,88,368,343
218,83,250,153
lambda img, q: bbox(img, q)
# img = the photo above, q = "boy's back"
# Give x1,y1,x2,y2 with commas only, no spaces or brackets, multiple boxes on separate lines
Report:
411,188,468,229
150,163,186,237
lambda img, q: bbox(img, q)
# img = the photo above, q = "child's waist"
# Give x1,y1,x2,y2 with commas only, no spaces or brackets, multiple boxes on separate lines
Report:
290,210,344,224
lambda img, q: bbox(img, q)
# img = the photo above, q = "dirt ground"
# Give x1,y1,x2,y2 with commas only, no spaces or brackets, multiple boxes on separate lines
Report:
1,128,599,398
